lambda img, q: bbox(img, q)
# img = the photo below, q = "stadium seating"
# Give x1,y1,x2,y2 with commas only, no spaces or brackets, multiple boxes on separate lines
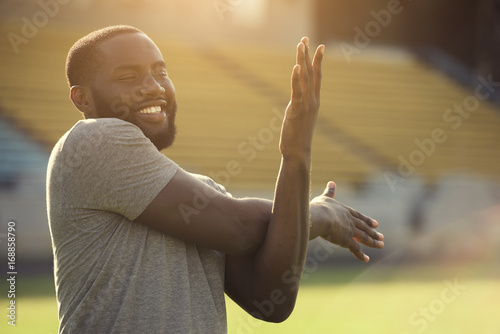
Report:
1,27,500,192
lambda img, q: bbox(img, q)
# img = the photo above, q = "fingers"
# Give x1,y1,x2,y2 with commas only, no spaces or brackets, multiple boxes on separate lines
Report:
352,213,383,240
329,229,369,263
296,40,310,105
343,203,384,250
344,204,380,229
350,211,384,249
301,37,313,75
295,37,324,109
322,181,336,199
353,226,384,249
301,37,314,100
312,44,325,104
348,207,384,249
290,64,302,105
347,241,370,263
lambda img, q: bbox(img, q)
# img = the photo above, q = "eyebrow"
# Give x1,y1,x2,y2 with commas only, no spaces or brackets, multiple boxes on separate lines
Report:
112,60,167,73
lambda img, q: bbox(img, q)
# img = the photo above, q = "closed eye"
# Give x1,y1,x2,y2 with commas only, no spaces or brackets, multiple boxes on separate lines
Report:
117,74,138,81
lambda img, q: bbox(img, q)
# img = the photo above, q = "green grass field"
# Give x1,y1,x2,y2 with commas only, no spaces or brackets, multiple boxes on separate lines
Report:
1,264,499,334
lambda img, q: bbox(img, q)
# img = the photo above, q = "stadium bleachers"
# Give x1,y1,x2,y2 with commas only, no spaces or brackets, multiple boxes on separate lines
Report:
1,27,500,191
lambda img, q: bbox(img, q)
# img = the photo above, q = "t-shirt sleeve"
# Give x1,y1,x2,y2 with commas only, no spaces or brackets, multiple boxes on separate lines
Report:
62,119,178,221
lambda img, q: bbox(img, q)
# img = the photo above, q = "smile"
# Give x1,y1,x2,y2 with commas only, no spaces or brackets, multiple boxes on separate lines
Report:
135,103,167,123
138,105,162,114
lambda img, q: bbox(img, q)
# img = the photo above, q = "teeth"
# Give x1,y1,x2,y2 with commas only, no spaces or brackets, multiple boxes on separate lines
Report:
138,106,162,114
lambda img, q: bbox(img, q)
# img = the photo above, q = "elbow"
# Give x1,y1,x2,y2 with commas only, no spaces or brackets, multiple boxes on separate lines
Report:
250,300,295,323
263,308,293,323
246,290,297,323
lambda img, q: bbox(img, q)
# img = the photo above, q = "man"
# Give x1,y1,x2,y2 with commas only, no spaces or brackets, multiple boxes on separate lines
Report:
47,25,384,333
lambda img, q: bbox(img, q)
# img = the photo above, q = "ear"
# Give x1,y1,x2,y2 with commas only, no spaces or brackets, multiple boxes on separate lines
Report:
70,85,95,117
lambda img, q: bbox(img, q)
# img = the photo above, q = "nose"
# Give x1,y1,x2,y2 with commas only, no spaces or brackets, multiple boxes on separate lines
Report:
139,74,165,98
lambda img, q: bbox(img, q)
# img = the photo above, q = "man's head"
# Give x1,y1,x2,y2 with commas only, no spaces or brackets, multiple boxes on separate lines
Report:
66,25,177,150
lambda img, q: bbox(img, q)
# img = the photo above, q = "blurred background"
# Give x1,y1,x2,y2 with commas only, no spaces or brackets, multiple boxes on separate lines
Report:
0,0,499,333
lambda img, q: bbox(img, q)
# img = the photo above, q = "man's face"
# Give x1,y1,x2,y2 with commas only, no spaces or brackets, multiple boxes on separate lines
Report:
89,32,177,150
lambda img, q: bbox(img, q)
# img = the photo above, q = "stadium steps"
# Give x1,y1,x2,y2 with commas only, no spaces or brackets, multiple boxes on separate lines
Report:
209,43,500,185
0,116,49,187
1,27,499,190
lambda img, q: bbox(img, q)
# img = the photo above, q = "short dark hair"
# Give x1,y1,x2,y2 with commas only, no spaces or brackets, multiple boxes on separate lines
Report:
65,25,144,87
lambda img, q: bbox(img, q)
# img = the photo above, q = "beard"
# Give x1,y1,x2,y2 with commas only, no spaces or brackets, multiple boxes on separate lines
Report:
144,106,177,151
90,89,178,151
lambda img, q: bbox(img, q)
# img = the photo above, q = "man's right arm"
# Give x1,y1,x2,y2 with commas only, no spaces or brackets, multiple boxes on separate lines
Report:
134,167,271,255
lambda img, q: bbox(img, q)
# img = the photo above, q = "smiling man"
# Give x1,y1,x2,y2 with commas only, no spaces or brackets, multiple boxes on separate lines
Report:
66,28,177,150
46,25,384,333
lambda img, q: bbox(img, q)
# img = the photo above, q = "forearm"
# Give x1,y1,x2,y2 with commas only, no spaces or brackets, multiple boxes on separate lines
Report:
250,155,311,320
235,194,327,253
237,196,329,249
225,37,324,322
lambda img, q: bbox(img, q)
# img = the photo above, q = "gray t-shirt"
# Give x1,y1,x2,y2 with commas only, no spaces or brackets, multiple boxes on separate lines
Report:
46,118,227,333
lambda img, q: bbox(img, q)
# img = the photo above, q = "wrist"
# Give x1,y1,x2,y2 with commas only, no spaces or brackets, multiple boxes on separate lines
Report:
281,152,311,168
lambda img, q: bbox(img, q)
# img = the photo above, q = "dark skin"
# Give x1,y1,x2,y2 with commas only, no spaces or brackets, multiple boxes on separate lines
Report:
70,32,384,323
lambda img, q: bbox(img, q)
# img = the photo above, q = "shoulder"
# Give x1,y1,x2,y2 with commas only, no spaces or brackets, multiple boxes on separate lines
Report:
50,118,158,171
60,118,148,150
70,118,142,139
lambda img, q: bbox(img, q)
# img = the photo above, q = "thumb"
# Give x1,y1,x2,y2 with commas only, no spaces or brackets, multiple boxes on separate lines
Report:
322,181,336,199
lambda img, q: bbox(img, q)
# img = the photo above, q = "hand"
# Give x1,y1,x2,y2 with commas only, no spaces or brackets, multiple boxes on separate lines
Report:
280,37,325,160
310,181,384,262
